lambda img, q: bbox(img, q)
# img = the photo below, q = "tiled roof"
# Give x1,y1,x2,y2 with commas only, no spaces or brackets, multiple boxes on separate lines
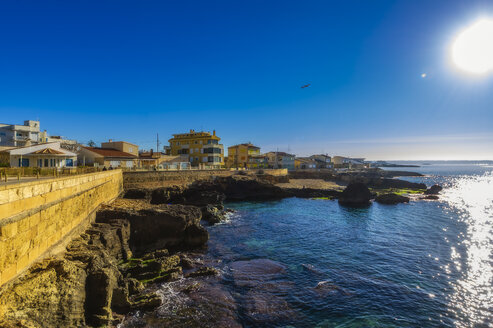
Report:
83,147,136,158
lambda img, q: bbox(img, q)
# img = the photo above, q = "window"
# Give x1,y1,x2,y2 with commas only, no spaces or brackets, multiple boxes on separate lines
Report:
18,158,29,167
45,159,49,167
38,159,42,167
129,147,133,153
190,149,193,154
66,159,73,167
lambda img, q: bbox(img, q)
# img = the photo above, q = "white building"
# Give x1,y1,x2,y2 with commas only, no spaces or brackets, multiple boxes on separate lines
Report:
0,120,77,148
0,120,48,147
0,142,77,168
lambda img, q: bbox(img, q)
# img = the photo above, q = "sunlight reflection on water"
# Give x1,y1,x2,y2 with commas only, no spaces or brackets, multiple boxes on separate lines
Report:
441,171,493,327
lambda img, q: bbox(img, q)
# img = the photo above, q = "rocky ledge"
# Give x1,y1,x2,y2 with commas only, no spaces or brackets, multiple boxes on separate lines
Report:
0,199,211,328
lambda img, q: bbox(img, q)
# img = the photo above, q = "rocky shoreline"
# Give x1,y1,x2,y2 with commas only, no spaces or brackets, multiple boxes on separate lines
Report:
0,170,442,327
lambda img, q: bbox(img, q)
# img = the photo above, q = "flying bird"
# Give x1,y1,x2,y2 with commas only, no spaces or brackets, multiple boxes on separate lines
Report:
301,83,311,89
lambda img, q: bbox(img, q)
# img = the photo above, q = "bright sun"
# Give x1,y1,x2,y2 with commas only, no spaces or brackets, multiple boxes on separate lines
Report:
452,19,493,74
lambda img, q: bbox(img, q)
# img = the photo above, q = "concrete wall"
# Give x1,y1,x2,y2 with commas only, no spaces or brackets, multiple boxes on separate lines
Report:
0,170,123,286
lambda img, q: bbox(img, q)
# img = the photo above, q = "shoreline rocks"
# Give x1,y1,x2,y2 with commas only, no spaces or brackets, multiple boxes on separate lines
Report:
375,193,410,205
338,183,372,207
0,199,210,327
424,184,443,195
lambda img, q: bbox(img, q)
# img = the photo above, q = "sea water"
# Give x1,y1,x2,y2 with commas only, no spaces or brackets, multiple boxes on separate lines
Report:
124,164,493,327
203,164,493,327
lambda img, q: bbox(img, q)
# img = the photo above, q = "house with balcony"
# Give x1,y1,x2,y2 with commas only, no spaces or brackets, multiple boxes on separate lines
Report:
0,120,48,147
264,151,296,170
168,129,224,169
227,143,261,168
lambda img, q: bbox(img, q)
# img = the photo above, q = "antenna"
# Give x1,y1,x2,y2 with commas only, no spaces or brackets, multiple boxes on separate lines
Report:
156,133,160,152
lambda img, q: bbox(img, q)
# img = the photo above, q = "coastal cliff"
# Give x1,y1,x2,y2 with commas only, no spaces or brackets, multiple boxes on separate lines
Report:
0,171,439,327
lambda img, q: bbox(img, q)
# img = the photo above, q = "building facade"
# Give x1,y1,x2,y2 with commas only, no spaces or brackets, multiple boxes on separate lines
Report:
168,130,224,168
0,120,48,147
138,151,190,170
101,140,139,157
0,142,77,168
295,157,318,169
265,151,296,170
227,143,261,168
309,154,333,168
78,147,137,168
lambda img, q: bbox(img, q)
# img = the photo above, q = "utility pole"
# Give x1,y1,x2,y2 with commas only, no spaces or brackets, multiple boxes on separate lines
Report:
156,133,160,153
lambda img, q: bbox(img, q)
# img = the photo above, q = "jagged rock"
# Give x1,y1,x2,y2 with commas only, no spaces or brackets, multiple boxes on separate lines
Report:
375,193,410,205
424,184,443,195
181,282,201,294
185,266,220,278
126,278,144,295
338,183,372,207
202,205,226,224
0,259,87,327
422,195,439,200
97,199,208,252
129,293,162,311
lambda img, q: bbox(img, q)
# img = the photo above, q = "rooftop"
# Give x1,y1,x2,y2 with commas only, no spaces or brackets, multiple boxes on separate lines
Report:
82,147,137,158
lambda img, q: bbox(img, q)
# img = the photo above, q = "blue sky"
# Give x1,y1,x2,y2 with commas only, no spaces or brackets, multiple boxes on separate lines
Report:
1,0,492,160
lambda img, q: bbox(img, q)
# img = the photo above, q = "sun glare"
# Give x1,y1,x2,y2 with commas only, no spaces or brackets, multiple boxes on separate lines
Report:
452,19,493,74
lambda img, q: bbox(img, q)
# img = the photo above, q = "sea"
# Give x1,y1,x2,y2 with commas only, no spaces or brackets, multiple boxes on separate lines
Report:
123,163,493,328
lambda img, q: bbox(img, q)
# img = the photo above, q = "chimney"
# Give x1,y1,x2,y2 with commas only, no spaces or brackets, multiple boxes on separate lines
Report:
150,149,153,156
213,130,216,136
109,139,113,142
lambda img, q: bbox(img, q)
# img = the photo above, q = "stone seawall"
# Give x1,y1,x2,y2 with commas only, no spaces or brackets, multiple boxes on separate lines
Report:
123,169,288,187
0,170,123,287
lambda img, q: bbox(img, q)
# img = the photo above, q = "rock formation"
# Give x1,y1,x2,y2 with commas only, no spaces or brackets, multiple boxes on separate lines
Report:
375,193,410,205
424,184,443,195
338,183,372,207
0,199,209,327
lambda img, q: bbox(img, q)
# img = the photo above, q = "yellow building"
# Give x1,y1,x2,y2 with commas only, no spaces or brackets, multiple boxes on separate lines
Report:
227,143,261,168
168,129,224,168
101,140,139,157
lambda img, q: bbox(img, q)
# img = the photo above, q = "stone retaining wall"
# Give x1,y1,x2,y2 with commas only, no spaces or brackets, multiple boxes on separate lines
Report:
123,169,288,186
0,170,123,286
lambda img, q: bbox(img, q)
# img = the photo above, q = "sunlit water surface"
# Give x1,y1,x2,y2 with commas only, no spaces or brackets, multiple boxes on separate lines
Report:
126,164,493,327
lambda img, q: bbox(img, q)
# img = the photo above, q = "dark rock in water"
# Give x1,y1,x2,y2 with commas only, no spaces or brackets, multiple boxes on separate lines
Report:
422,195,439,200
313,281,351,296
301,263,324,275
202,204,227,224
179,254,204,270
185,266,220,278
231,259,286,288
375,193,410,205
242,291,297,324
338,183,372,207
424,184,443,195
